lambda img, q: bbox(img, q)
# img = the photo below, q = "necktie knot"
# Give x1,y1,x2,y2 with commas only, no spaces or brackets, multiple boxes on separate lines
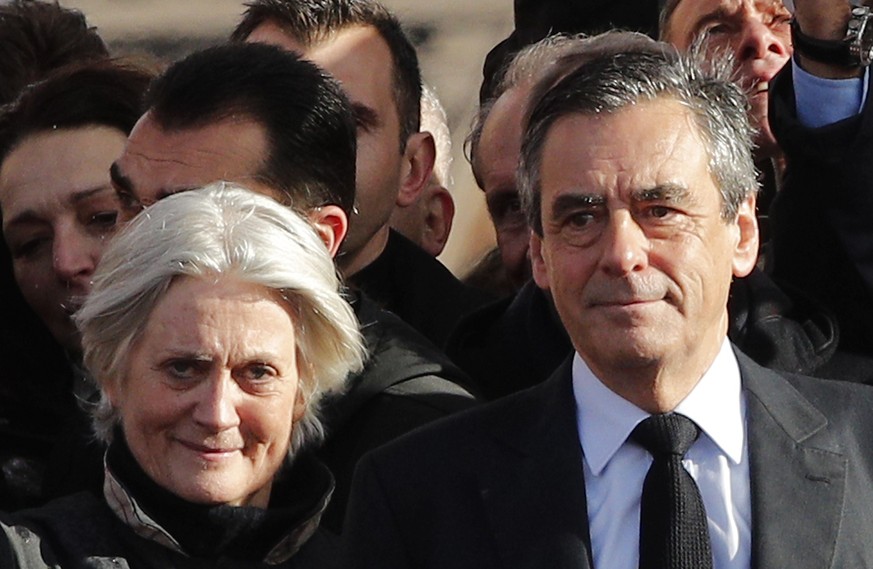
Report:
631,413,701,458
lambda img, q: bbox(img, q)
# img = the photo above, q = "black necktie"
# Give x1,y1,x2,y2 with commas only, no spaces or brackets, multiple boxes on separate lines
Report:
631,413,713,569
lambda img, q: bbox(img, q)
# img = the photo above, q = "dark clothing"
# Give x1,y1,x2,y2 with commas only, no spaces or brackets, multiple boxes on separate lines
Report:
447,280,573,400
0,443,338,568
344,349,873,568
0,321,101,510
314,291,477,533
348,230,493,348
448,269,870,400
768,62,873,356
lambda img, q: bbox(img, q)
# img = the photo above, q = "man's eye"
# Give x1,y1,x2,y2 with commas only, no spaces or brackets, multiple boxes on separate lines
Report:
769,14,792,28
649,206,672,219
117,191,143,211
565,212,595,228
489,196,525,226
703,22,732,36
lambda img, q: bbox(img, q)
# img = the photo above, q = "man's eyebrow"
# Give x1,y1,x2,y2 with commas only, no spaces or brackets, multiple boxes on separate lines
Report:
632,183,690,203
549,192,605,219
352,102,380,132
110,162,134,193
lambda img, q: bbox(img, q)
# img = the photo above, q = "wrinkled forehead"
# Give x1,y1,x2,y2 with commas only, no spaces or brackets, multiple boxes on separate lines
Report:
111,112,275,207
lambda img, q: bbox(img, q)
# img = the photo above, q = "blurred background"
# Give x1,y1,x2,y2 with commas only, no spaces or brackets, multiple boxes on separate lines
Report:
59,0,514,276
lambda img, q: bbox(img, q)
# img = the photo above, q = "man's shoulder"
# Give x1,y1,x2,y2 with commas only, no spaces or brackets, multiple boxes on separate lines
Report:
740,350,873,438
364,360,572,469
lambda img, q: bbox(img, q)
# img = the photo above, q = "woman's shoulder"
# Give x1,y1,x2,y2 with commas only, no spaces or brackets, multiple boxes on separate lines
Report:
0,492,177,568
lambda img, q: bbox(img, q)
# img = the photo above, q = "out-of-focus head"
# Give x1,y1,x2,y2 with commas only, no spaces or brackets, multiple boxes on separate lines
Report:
389,83,455,257
469,33,653,289
0,60,153,353
519,32,759,409
0,0,109,106
234,0,434,274
113,43,356,230
76,183,365,507
660,0,792,158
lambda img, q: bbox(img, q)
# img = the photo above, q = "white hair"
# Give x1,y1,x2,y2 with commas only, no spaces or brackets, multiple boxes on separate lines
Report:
75,182,366,455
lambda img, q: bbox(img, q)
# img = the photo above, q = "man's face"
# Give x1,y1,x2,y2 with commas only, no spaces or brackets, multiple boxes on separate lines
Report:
476,86,532,289
111,113,277,215
246,21,404,266
663,0,792,158
531,98,757,388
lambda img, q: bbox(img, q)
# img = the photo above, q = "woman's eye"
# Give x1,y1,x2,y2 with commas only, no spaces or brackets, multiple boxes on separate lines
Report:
88,211,119,229
243,364,277,381
10,237,49,259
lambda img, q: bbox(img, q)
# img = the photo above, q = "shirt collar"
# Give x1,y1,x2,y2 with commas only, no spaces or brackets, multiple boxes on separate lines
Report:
573,340,745,476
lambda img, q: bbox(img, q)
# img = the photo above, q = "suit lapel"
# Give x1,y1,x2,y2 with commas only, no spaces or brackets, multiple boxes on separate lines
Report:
479,358,594,569
742,354,847,569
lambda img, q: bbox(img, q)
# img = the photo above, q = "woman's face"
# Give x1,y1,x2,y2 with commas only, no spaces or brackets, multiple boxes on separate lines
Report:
109,276,306,508
0,126,128,353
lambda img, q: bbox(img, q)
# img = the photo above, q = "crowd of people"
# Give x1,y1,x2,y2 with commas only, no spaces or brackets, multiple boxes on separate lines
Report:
0,0,872,566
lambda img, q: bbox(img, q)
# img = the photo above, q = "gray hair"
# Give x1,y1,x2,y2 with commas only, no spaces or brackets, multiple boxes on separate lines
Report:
518,31,758,234
466,34,590,187
420,83,453,189
75,183,366,455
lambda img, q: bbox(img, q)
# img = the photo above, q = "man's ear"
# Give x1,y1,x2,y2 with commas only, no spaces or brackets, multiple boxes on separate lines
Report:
308,205,348,258
731,194,759,278
420,185,455,257
397,131,435,208
530,231,551,291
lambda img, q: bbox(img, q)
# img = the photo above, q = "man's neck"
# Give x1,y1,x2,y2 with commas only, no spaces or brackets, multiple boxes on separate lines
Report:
583,336,726,415
338,225,390,277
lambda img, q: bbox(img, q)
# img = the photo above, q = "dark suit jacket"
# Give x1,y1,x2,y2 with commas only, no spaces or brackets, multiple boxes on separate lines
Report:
344,349,873,568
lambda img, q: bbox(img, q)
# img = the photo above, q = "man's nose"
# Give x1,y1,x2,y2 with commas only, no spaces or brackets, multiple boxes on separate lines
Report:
599,211,649,277
192,375,242,432
737,17,790,62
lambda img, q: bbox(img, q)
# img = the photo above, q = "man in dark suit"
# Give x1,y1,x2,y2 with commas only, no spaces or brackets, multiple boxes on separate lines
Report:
344,32,873,568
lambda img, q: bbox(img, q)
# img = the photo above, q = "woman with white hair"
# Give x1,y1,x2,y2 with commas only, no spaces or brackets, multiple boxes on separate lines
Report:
0,183,365,567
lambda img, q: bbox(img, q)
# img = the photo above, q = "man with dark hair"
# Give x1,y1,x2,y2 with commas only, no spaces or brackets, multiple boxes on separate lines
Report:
0,0,108,106
113,43,356,218
345,34,873,568
232,0,492,348
111,42,476,533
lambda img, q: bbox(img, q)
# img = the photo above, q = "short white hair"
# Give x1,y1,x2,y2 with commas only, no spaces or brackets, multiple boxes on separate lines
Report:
76,182,366,455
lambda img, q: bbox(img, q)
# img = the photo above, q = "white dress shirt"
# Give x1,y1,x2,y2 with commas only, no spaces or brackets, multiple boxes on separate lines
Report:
573,340,751,569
